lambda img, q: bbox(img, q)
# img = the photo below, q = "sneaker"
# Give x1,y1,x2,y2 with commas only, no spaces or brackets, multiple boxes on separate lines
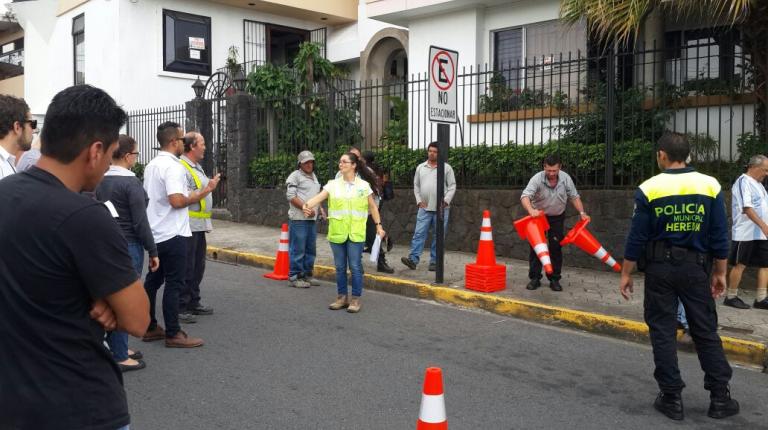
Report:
654,392,684,420
190,304,214,315
753,297,768,310
304,277,321,286
401,257,416,270
165,330,204,348
347,297,361,313
723,296,751,309
526,279,541,290
708,388,739,419
142,325,165,342
428,262,436,272
178,312,197,324
549,279,563,292
329,295,349,310
290,278,311,288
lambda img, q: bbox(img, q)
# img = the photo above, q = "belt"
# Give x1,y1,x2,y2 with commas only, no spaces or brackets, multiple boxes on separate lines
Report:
647,242,708,266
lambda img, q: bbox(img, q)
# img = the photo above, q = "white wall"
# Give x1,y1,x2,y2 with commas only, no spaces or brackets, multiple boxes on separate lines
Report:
327,0,404,64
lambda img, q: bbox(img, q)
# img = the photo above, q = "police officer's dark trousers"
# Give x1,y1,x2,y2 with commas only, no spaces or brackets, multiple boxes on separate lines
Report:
644,260,732,394
528,213,564,281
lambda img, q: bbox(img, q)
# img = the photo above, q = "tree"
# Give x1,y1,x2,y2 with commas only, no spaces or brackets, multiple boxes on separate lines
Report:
560,0,767,141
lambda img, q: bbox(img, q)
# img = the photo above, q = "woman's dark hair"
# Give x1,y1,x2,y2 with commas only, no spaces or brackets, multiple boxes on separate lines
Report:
346,152,381,195
112,134,136,160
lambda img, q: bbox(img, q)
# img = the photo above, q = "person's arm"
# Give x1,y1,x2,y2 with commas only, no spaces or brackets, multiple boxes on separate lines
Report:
368,194,386,238
521,196,541,218
303,189,330,215
414,165,425,208
564,174,588,220
571,197,590,221
61,204,150,336
443,166,457,207
128,180,158,259
743,207,768,236
168,174,220,208
620,188,652,300
709,189,729,298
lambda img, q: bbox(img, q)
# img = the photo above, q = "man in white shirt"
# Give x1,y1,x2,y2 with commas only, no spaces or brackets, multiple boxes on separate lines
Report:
0,95,34,180
726,154,768,310
142,122,219,348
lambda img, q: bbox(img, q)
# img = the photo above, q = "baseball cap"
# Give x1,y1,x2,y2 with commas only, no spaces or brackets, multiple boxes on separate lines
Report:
298,150,315,164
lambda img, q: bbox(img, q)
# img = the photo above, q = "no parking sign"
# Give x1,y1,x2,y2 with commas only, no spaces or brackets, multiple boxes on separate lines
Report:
428,46,458,123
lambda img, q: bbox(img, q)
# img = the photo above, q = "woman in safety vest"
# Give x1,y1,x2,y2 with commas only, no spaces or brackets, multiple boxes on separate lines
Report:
302,152,386,313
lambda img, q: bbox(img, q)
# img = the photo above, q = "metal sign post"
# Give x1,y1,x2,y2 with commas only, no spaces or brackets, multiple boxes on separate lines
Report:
428,46,458,284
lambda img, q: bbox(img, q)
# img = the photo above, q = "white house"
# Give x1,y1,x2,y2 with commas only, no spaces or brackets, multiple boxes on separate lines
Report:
367,0,756,155
10,0,402,117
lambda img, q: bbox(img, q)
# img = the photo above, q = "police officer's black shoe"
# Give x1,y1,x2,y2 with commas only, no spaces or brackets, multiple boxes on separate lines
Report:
653,392,684,421
549,280,563,292
526,279,541,290
723,296,751,309
708,388,739,419
753,297,768,310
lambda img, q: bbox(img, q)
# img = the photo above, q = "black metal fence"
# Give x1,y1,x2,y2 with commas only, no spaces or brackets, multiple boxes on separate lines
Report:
246,37,762,190
125,104,186,165
128,36,764,192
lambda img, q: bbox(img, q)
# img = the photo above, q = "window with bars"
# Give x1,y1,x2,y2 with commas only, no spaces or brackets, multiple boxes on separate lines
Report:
72,14,84,85
664,27,744,91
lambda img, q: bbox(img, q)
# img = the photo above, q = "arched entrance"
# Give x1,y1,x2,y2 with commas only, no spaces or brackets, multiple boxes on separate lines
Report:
360,28,409,149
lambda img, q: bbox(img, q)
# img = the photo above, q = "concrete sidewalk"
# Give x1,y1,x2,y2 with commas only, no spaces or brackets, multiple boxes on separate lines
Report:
206,219,768,369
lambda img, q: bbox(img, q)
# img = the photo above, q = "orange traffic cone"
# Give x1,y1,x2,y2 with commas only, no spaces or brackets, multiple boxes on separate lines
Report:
465,210,506,293
417,367,447,430
560,219,621,272
513,215,553,275
264,223,290,280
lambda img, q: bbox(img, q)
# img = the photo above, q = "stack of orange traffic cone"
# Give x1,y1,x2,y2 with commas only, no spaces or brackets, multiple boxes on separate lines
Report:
465,210,506,292
513,215,553,275
417,367,447,430
264,223,290,280
560,219,621,272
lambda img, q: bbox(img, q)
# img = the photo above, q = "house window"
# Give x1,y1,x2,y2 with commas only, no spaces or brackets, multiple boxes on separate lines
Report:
72,14,84,85
664,27,742,89
493,28,523,89
163,9,211,75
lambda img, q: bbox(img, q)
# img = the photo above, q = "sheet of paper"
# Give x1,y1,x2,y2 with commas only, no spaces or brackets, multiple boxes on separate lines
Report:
189,49,201,60
104,201,119,218
369,234,382,263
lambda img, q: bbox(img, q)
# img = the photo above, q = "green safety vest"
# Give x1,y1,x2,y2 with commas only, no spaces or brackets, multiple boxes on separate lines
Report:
179,159,212,219
326,178,369,243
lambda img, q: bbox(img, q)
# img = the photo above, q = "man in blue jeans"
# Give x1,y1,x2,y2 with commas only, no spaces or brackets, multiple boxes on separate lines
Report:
401,142,457,272
285,150,324,288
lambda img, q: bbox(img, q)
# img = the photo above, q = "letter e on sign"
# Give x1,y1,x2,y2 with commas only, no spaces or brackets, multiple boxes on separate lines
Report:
428,46,458,123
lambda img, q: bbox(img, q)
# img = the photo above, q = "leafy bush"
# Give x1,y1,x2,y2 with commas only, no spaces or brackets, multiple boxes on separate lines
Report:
379,96,408,148
131,162,145,181
249,140,656,188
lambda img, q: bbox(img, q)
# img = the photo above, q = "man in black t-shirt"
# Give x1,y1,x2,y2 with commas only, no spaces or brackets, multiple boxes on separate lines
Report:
0,85,150,430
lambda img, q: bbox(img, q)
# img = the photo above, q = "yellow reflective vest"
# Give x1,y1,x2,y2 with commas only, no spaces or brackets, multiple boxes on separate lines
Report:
179,159,212,219
326,177,371,243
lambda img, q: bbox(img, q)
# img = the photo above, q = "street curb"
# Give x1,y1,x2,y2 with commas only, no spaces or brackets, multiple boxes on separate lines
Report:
207,246,768,370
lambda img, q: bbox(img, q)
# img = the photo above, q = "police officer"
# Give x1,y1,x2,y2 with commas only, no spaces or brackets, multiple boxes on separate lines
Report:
620,132,739,421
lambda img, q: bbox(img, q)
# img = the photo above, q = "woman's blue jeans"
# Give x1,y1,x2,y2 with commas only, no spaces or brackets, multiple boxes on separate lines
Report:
330,240,364,297
107,242,144,361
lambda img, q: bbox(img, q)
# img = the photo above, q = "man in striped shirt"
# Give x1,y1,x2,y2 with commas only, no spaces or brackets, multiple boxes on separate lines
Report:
726,154,768,310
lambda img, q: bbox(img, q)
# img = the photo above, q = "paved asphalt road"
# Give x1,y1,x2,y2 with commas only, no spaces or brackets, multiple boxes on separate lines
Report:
125,262,768,429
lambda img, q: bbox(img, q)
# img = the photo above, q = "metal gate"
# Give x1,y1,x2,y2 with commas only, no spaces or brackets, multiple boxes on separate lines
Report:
207,96,227,209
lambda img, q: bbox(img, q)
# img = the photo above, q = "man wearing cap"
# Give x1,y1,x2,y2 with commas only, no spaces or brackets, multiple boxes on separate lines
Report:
286,150,324,288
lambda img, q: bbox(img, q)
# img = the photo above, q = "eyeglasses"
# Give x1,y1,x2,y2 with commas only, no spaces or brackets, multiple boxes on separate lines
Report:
23,120,37,130
129,151,140,156
338,160,352,165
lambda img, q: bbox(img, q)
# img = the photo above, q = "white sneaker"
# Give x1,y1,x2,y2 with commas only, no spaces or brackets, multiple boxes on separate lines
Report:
305,277,321,286
290,279,310,288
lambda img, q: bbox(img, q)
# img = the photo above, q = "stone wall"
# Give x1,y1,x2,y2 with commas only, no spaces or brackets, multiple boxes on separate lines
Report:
225,186,635,272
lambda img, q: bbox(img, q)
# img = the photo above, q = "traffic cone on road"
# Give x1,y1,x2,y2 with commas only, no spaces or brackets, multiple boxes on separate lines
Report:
513,215,553,275
264,223,290,280
417,367,447,430
465,210,506,292
560,219,621,272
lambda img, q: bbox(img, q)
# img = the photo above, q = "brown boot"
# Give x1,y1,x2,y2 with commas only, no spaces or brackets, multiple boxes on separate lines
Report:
347,297,361,313
328,295,349,310
142,325,165,342
164,330,204,348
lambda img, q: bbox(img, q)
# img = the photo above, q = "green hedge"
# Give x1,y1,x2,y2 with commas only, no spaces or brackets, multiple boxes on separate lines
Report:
249,140,660,188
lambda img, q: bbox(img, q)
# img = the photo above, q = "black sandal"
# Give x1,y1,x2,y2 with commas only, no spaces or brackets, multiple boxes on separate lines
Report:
128,350,143,360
